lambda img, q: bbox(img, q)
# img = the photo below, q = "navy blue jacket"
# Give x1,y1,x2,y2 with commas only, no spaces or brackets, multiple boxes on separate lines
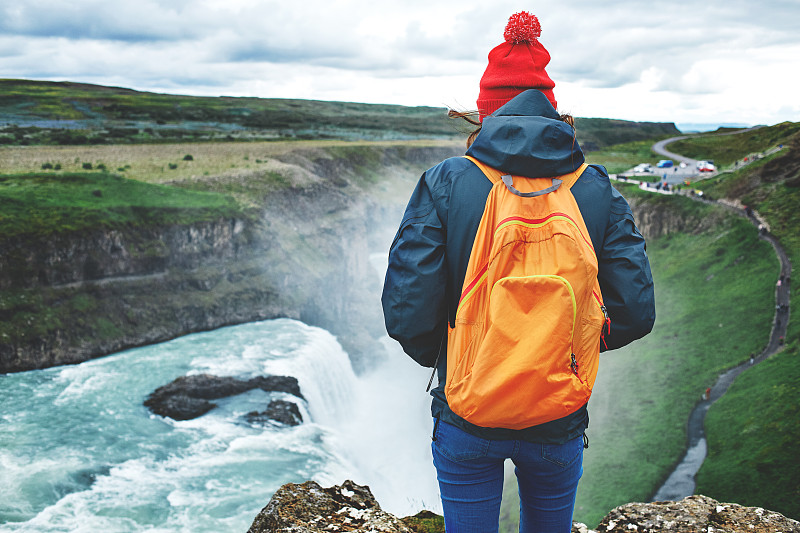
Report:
381,90,655,443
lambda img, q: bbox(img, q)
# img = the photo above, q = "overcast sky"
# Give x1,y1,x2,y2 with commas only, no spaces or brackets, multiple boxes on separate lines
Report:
1,0,797,129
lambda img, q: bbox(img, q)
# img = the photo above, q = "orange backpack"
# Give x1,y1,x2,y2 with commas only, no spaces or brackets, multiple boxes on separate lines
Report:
445,156,610,430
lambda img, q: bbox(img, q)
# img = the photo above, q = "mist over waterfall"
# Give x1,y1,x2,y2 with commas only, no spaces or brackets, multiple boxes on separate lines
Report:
334,336,442,515
331,251,441,514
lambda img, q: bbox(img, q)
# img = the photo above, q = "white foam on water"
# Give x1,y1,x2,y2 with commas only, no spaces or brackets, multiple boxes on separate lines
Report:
0,452,87,523
0,317,441,531
3,408,347,532
0,320,360,532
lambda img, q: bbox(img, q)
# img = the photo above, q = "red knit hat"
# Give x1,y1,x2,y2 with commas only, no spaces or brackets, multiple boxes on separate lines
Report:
477,11,557,121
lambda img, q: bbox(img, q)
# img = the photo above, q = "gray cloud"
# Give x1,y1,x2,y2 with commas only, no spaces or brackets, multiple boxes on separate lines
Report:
540,0,799,92
221,41,356,65
0,0,797,124
0,1,202,42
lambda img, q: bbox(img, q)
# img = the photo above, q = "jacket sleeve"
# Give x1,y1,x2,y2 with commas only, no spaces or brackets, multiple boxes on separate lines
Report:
597,187,656,350
381,172,448,367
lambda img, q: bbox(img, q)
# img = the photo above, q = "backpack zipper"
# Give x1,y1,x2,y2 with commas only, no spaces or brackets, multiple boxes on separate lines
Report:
572,291,610,382
592,290,611,349
571,353,584,384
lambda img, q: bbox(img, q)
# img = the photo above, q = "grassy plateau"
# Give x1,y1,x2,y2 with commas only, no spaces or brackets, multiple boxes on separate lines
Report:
0,172,242,238
0,79,678,148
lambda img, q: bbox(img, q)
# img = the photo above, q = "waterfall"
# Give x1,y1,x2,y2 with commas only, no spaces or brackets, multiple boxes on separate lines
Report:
0,246,443,531
0,320,366,532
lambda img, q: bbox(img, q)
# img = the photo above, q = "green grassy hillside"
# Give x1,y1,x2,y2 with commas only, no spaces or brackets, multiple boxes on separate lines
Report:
574,118,680,153
682,124,800,521
689,124,800,251
697,342,800,520
669,122,800,167
580,129,800,524
577,197,776,526
0,79,679,148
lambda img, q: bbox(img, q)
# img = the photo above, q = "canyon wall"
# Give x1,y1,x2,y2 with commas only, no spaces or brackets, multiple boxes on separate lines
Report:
0,144,460,373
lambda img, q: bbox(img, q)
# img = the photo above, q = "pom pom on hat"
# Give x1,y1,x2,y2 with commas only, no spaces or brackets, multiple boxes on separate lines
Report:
477,11,557,121
503,11,541,43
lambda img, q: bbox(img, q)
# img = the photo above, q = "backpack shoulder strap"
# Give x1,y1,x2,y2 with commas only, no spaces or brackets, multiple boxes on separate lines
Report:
463,155,589,190
463,155,504,184
560,162,590,189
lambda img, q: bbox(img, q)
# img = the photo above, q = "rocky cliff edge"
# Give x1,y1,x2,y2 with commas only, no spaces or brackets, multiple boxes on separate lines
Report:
248,479,800,533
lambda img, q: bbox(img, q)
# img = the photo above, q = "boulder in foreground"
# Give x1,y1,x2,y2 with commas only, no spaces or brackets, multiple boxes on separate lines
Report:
247,479,419,533
596,494,800,532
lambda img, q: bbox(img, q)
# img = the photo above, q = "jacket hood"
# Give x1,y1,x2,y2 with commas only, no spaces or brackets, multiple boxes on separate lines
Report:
466,89,584,177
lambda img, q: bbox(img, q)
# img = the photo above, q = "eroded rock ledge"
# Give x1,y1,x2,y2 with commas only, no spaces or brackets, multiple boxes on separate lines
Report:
247,480,415,533
591,494,800,532
248,480,800,533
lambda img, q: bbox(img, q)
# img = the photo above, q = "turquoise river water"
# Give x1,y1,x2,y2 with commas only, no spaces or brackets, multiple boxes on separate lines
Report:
0,318,441,532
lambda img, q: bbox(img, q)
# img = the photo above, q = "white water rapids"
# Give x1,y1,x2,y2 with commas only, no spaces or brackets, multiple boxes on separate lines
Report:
0,316,441,532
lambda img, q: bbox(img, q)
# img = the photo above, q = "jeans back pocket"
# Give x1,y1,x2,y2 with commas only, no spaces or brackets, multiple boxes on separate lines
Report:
541,435,584,468
433,419,490,462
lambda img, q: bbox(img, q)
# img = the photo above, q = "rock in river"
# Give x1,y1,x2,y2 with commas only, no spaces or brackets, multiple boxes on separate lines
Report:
144,373,303,421
246,400,303,427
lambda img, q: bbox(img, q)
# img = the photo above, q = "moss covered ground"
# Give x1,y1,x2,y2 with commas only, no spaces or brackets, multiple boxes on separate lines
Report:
0,172,242,238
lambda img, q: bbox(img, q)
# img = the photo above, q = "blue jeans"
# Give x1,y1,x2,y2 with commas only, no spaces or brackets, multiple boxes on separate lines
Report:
431,419,583,533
